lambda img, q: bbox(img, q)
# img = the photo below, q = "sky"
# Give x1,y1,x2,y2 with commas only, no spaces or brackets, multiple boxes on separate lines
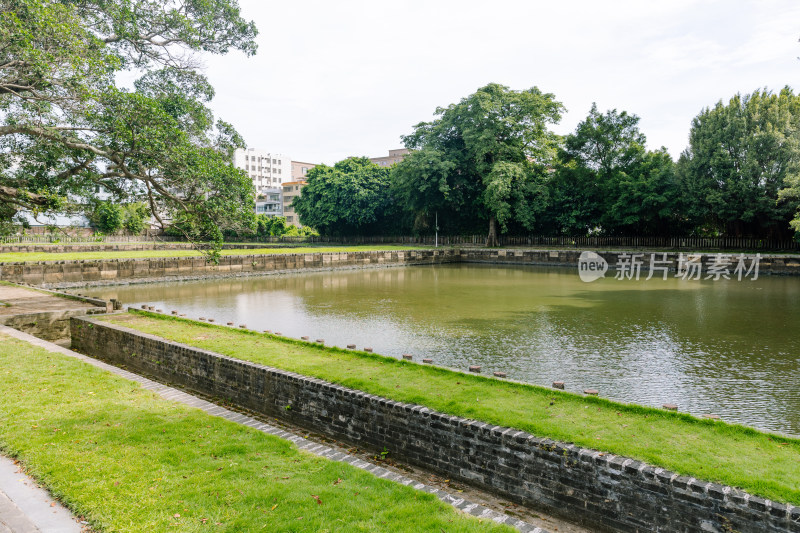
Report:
201,0,800,165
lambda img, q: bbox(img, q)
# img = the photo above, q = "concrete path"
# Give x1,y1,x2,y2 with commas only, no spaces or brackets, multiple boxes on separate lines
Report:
0,455,82,533
0,287,95,317
0,325,563,533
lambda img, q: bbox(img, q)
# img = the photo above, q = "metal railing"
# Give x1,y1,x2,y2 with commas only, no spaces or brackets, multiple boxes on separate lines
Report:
233,234,800,251
3,232,797,251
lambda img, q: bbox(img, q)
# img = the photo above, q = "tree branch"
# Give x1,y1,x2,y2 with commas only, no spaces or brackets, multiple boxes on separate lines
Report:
0,185,50,207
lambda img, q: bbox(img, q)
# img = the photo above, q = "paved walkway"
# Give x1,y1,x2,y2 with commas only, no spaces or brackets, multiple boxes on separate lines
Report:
0,287,96,318
0,455,82,533
0,325,558,533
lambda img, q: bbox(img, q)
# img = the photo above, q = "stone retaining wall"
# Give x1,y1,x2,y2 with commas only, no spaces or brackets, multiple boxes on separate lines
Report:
0,287,109,341
1,307,106,341
461,249,800,275
2,249,799,287
0,250,457,287
71,315,799,533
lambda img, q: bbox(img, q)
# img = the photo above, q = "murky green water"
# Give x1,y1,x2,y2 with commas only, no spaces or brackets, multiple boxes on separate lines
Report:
85,264,800,436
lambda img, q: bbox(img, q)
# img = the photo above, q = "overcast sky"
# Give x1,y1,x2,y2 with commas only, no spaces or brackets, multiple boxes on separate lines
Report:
202,0,800,165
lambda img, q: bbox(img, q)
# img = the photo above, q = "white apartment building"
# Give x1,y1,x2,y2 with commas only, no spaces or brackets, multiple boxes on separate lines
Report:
233,148,291,194
255,187,283,217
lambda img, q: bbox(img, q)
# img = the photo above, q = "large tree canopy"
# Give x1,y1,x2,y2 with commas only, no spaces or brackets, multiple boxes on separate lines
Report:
393,83,564,246
545,104,678,236
678,88,800,238
292,157,399,236
0,0,258,251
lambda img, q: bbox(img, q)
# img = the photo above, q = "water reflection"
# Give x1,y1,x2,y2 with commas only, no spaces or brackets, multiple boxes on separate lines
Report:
85,264,800,436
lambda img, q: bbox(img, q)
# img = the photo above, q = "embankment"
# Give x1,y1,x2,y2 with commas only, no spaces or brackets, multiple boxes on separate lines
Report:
461,248,800,275
0,285,108,341
2,248,799,288
71,315,799,533
0,249,457,288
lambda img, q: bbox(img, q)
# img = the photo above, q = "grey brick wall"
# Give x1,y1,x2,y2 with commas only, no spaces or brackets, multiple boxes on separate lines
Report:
71,316,798,533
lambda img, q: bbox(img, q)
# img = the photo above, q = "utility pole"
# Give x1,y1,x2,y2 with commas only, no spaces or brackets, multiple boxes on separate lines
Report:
435,211,438,248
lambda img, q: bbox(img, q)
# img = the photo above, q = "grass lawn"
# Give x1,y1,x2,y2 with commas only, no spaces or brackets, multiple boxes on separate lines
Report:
0,334,510,532
101,312,800,505
0,245,429,263
1,245,793,264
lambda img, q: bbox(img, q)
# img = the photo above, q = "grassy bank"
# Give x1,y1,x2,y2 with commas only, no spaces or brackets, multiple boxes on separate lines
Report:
101,312,800,505
0,334,509,532
0,245,429,264
2,246,795,265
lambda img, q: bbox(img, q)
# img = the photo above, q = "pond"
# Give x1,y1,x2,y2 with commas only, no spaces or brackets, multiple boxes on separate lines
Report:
84,263,800,436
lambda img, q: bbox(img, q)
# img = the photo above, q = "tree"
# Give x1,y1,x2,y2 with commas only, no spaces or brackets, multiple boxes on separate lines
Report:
122,202,149,234
292,157,398,236
606,149,679,235
546,104,678,236
1,0,259,256
264,215,287,236
780,175,800,238
390,148,462,233
678,88,800,238
89,201,124,234
394,83,564,246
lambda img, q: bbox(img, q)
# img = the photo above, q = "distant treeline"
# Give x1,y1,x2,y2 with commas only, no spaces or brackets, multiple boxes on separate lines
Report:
293,85,800,244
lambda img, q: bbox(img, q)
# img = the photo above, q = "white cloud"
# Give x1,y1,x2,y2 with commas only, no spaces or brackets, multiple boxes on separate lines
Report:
201,0,800,163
